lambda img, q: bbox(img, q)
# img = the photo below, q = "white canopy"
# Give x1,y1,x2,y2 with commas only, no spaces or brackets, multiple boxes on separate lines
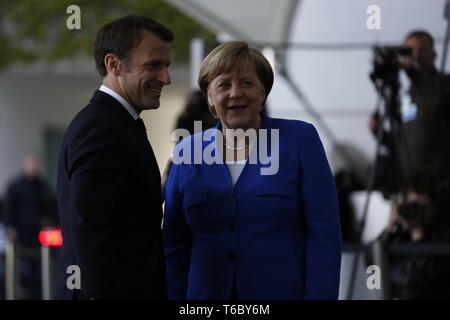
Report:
167,0,450,175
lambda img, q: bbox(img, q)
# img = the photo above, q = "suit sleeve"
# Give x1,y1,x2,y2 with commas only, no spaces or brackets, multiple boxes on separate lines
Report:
66,120,126,299
163,162,192,299
299,123,342,300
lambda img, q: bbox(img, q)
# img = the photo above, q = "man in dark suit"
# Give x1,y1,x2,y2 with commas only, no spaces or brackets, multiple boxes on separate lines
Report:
55,15,173,300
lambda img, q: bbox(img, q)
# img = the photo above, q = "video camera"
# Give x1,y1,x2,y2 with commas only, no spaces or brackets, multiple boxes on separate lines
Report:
398,201,425,221
370,45,412,87
386,200,426,242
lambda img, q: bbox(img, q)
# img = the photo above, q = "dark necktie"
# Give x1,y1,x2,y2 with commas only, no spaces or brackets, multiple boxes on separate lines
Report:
135,118,160,177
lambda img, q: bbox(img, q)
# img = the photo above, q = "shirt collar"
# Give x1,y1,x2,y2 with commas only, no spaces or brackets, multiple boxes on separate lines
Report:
99,85,139,120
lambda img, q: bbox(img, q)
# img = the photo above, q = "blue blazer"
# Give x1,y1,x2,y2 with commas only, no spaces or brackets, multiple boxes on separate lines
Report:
163,114,341,300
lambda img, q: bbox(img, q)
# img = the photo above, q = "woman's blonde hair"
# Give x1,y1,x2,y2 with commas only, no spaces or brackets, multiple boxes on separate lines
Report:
198,41,274,117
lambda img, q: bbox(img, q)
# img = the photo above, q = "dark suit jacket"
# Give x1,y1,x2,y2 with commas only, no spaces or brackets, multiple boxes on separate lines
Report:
3,175,57,247
55,90,167,300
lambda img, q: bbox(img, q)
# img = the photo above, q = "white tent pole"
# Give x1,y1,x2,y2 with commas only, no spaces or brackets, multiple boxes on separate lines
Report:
190,38,204,89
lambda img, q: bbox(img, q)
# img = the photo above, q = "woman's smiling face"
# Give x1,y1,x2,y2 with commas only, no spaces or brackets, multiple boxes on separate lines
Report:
207,63,265,131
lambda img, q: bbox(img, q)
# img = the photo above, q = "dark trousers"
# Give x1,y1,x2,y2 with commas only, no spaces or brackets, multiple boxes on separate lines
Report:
17,246,41,300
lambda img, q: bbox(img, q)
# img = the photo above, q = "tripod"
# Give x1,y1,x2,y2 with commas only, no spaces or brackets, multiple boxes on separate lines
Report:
346,56,404,300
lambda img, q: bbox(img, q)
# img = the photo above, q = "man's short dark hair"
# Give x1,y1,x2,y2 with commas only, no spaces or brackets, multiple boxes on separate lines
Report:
94,15,174,77
405,30,435,48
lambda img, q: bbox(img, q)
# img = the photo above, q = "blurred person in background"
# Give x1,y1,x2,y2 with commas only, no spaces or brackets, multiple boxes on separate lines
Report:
367,30,450,299
369,30,450,203
380,173,450,299
174,89,217,138
3,153,58,299
163,41,341,300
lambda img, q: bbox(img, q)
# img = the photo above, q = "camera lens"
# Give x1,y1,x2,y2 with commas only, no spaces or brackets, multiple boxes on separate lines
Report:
398,201,424,220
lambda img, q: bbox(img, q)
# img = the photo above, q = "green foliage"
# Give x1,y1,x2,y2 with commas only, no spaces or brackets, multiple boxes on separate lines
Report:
0,0,215,68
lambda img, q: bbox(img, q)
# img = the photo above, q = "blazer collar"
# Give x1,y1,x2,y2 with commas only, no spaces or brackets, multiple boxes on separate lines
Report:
90,90,136,121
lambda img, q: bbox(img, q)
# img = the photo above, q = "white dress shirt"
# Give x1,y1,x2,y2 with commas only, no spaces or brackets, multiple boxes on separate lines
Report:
99,85,139,120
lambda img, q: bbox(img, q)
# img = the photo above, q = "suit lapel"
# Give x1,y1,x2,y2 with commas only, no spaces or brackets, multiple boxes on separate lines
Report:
90,90,161,177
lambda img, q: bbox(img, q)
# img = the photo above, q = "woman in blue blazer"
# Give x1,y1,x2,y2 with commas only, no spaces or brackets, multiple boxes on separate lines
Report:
163,41,342,300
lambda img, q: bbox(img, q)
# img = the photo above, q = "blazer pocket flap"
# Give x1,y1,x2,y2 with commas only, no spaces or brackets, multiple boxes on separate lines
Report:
183,190,208,210
256,183,294,198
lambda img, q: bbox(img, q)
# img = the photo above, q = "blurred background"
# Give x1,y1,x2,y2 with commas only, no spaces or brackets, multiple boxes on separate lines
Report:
1,0,450,300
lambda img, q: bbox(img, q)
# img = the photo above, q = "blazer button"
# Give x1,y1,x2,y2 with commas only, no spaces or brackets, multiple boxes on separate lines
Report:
229,252,236,260
229,223,236,231
226,194,235,202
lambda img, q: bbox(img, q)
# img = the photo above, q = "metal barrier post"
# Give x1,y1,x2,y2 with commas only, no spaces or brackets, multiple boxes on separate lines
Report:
38,228,62,300
41,245,52,300
371,239,390,299
5,240,16,300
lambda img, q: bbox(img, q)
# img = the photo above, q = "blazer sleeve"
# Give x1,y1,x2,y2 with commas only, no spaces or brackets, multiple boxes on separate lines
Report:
299,123,342,300
163,162,192,299
66,120,126,299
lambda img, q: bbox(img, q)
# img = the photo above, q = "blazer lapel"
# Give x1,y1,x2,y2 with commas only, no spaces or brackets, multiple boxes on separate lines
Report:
211,112,274,189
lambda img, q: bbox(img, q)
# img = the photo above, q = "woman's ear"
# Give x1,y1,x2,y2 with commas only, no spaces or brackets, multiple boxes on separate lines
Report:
207,91,219,119
207,92,213,107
